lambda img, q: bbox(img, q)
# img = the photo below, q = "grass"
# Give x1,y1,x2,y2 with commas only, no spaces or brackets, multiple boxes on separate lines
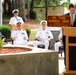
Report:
29,30,37,41
3,15,11,24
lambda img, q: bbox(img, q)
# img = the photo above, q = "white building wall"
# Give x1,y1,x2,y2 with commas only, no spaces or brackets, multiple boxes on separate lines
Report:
25,6,68,20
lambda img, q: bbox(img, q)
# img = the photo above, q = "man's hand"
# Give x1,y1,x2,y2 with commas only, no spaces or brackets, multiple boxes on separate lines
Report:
36,37,42,41
24,37,28,40
11,37,15,41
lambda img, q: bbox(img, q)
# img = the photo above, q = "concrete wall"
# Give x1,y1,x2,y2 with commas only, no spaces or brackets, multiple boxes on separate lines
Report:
0,47,58,75
25,6,68,19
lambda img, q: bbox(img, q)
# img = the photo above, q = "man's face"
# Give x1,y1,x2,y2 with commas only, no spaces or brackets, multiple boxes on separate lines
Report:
13,12,18,17
17,25,21,30
41,22,47,30
69,7,75,14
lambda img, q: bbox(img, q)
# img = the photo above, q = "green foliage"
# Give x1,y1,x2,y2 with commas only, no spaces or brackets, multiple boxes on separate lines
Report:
32,0,62,7
0,26,11,39
25,27,31,39
30,31,37,40
36,13,42,21
61,2,70,7
0,37,3,50
30,11,36,19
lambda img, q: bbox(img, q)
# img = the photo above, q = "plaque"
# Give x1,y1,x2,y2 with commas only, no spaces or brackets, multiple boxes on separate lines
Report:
47,16,71,27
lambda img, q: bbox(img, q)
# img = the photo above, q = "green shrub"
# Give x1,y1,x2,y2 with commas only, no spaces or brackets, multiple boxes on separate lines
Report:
0,26,11,39
0,37,3,50
0,26,31,41
25,27,31,40
30,11,36,19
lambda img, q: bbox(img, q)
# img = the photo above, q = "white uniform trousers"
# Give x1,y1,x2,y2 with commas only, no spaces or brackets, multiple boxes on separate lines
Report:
54,41,63,51
13,40,28,46
34,40,49,49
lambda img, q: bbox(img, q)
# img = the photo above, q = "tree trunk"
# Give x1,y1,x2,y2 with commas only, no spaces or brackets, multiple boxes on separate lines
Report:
19,0,26,22
14,0,19,9
7,0,12,15
3,0,7,15
12,0,15,10
27,0,30,19
30,0,34,12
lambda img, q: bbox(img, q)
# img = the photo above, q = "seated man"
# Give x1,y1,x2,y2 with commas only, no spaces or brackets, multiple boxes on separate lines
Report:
34,20,53,49
54,31,63,51
0,32,6,42
11,22,28,45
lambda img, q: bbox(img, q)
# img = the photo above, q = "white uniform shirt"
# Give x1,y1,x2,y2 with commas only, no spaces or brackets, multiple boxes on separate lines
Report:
9,16,24,25
11,29,28,41
36,29,53,41
58,32,62,39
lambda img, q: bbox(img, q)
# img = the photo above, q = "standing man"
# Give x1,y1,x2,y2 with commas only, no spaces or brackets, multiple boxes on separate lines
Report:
9,9,24,30
63,3,76,68
64,3,76,27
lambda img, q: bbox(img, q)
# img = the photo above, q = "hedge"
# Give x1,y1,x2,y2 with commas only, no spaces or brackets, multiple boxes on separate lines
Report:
0,26,11,39
0,26,31,41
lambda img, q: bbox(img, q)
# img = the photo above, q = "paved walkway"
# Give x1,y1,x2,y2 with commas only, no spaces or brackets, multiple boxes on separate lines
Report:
59,52,65,75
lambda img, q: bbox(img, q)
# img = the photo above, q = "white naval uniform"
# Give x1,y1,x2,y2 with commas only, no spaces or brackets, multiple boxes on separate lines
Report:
34,29,53,49
11,29,28,45
9,16,24,25
54,32,63,51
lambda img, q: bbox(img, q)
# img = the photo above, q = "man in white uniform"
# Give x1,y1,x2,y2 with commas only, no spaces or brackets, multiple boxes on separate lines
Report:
11,22,28,45
34,20,53,49
54,31,63,51
9,9,24,29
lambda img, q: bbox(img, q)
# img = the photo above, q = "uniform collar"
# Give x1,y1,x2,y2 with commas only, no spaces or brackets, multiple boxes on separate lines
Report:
41,29,47,31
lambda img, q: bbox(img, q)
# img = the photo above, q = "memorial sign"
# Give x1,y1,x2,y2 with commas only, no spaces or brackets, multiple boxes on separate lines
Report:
47,16,71,27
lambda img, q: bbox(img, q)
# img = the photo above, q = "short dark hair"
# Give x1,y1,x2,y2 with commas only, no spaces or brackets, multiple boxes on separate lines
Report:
69,3,75,9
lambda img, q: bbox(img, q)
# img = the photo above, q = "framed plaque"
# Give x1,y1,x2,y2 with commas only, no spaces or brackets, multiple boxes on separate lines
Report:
47,16,71,27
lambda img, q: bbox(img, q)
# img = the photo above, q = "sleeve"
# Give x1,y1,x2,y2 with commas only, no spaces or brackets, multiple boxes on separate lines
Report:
24,30,28,39
11,31,16,38
20,17,24,24
48,31,53,39
58,32,62,39
9,18,13,25
36,31,40,37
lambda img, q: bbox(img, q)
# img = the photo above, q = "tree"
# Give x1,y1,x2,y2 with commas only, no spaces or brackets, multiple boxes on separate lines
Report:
3,0,26,21
61,2,70,7
29,0,62,19
3,0,12,15
19,0,26,21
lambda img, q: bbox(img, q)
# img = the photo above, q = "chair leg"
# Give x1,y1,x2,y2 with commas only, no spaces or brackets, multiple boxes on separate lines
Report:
59,50,63,57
